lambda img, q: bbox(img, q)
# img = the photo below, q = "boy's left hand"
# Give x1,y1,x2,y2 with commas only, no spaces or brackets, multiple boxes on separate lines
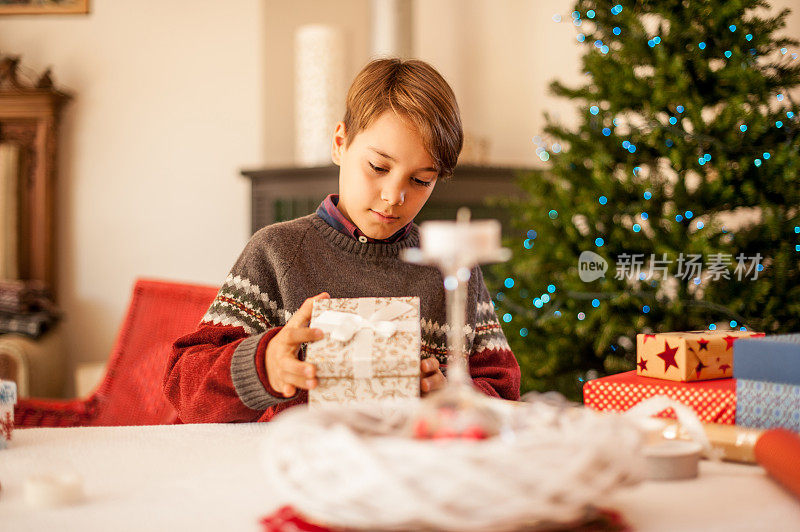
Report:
420,357,446,396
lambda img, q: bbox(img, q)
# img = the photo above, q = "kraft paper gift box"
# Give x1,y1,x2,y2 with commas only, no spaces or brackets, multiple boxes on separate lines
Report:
636,330,765,382
306,296,421,406
1,379,17,449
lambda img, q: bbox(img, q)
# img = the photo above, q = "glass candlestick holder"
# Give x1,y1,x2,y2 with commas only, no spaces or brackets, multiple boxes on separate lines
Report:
402,208,511,439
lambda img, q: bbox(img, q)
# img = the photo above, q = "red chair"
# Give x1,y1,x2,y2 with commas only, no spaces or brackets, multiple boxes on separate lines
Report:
14,279,217,427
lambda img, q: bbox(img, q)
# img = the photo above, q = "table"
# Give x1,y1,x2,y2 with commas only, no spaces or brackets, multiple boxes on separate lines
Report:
1,424,800,531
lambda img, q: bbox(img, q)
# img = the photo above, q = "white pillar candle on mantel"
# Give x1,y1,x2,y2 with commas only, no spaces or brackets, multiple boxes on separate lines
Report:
294,24,345,167
370,0,413,58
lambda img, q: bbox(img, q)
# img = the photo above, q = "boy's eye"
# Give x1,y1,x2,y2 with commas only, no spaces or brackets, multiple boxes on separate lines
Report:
412,177,434,187
369,162,387,173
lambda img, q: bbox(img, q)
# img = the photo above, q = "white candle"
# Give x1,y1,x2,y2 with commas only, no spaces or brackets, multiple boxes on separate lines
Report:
294,24,345,167
418,219,502,262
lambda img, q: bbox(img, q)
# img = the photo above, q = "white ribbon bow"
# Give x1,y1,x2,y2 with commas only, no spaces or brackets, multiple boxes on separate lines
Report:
312,299,418,379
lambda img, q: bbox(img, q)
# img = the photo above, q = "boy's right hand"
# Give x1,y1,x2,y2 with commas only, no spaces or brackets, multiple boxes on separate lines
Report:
265,292,329,397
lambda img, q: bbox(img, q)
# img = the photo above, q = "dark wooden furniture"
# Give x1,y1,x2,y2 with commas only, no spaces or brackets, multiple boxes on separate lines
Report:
0,56,72,296
241,164,530,234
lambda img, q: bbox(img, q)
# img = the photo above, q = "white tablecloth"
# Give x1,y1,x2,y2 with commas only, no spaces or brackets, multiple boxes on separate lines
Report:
1,423,799,531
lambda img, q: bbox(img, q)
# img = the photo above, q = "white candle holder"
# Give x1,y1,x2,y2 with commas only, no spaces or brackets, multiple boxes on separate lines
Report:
402,208,511,439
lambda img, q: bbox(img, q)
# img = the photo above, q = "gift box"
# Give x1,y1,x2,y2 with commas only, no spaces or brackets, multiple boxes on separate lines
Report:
636,330,764,382
306,296,421,406
736,379,800,431
1,379,17,449
583,371,736,424
734,333,800,385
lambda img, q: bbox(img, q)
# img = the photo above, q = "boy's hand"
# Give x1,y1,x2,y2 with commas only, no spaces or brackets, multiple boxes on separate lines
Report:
265,292,329,397
420,356,446,396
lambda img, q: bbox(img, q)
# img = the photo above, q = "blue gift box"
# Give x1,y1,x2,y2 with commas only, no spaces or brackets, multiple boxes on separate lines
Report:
1,379,17,449
736,379,800,431
734,333,800,385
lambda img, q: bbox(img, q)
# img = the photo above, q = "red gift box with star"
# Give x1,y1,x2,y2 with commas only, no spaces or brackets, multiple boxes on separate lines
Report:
636,330,765,382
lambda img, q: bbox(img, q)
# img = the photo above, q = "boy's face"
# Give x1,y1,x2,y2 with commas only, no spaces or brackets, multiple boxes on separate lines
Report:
331,111,438,240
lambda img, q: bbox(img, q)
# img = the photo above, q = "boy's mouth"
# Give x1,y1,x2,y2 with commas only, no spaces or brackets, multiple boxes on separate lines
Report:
370,209,400,222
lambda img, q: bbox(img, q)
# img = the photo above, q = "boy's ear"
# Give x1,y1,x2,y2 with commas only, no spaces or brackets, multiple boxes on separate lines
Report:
331,121,347,166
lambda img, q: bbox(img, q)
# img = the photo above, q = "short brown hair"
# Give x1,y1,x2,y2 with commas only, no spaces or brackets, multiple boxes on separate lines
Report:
343,58,463,179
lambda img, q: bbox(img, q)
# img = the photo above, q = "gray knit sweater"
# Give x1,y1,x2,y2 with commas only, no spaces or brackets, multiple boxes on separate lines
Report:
196,213,519,412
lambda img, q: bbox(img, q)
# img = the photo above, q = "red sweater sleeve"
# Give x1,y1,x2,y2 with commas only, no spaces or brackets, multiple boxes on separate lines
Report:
163,323,289,423
469,346,521,401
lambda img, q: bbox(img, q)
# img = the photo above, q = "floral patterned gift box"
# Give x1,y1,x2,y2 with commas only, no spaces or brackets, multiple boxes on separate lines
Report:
306,296,421,406
1,379,17,449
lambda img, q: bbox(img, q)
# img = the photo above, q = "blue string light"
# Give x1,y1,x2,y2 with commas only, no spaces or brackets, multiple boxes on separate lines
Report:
549,209,558,219
613,27,621,36
776,121,784,128
754,159,762,167
641,212,649,220
669,117,678,125
740,326,748,331
587,9,595,18
698,157,706,166
541,294,551,303
730,320,738,327
592,299,600,308
590,105,600,115
577,33,586,42
698,41,706,50
777,94,784,101
676,214,683,222
794,226,799,233
763,152,771,159
740,124,748,132
547,284,556,293
602,127,611,136
709,323,717,330
704,153,712,161
677,105,685,113
666,139,674,147
611,4,623,15
524,239,533,249
685,210,694,219
725,50,732,58
504,277,515,288
496,291,505,301
599,195,608,205
729,25,737,32
644,191,652,200
642,305,650,313
503,313,512,323
520,328,528,337
577,312,586,320
788,111,795,119
554,310,562,317
527,229,538,239
595,237,605,247
633,224,641,232
746,33,753,41
534,299,543,308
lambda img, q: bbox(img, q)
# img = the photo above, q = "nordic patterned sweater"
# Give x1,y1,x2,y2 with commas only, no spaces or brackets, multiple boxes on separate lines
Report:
164,213,521,423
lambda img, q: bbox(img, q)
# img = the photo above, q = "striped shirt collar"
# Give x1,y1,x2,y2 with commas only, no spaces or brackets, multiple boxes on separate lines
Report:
315,194,413,243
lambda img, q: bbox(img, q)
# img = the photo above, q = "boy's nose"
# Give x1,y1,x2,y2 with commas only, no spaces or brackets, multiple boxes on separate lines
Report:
381,186,406,206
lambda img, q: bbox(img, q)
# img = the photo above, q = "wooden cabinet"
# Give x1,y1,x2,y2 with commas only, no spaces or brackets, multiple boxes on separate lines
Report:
0,57,71,297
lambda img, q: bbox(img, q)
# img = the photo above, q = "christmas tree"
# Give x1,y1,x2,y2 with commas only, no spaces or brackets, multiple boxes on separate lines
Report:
488,0,800,400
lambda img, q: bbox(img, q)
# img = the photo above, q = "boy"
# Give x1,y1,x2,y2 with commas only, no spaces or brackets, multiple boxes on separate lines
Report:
164,58,520,423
